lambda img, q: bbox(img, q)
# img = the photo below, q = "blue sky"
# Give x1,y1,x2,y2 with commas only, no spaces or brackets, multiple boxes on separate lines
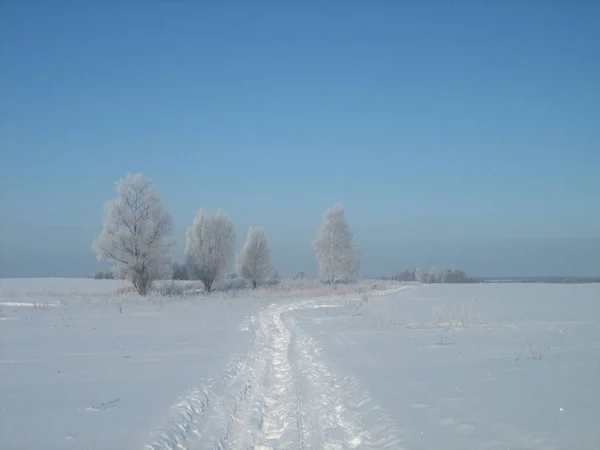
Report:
1,0,599,278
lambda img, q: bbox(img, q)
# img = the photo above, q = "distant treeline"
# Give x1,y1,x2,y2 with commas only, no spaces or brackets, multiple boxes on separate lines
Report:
93,271,115,280
93,263,188,281
382,268,475,284
475,276,600,284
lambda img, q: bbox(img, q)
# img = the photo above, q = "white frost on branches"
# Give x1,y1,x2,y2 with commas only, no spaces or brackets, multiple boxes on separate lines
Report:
237,227,273,289
311,204,360,283
185,208,236,293
92,173,174,296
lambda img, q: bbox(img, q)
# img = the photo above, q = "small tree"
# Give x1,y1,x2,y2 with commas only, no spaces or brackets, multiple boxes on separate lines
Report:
311,204,360,283
92,173,173,296
185,208,235,293
237,227,273,289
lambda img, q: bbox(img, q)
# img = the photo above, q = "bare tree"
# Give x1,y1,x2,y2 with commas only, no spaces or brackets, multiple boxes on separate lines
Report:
92,173,173,295
185,208,235,293
237,227,273,289
311,204,360,283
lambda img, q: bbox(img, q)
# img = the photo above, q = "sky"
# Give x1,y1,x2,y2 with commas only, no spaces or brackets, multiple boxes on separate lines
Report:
1,0,599,278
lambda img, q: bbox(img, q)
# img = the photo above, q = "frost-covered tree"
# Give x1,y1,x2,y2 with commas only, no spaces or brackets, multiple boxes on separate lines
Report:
414,268,427,283
339,246,361,282
185,209,235,293
237,227,273,289
440,269,469,283
311,204,360,283
428,267,442,283
92,173,173,296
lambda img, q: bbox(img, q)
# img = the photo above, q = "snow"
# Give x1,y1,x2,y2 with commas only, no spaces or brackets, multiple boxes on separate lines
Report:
1,279,599,449
294,283,600,449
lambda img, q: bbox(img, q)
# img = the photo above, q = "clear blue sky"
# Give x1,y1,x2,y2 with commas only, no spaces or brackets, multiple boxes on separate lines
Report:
1,0,599,278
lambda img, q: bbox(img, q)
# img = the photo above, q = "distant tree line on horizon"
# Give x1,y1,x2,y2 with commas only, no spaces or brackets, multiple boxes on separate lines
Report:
476,276,600,284
93,271,115,280
382,268,475,284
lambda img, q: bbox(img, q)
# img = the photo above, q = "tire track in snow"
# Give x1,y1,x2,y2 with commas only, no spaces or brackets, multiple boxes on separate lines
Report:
285,313,405,450
147,299,405,450
145,342,262,449
258,306,302,448
145,309,269,450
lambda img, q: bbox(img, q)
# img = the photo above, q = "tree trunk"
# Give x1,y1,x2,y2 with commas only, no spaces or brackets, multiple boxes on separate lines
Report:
132,271,150,296
138,283,148,296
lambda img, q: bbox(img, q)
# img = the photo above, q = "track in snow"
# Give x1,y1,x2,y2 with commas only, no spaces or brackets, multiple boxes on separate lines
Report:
147,300,404,450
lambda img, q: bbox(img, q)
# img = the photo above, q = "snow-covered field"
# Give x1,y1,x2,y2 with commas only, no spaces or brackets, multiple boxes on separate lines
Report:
1,279,599,449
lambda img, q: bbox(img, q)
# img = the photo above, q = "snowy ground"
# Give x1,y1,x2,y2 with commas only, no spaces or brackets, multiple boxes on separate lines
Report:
1,279,599,449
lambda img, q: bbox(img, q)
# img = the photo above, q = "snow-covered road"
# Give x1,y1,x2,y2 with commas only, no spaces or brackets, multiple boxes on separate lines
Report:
147,299,404,450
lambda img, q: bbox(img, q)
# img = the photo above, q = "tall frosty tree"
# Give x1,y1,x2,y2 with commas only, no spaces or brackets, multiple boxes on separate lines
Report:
311,204,360,283
237,227,273,289
185,209,235,293
92,173,173,296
